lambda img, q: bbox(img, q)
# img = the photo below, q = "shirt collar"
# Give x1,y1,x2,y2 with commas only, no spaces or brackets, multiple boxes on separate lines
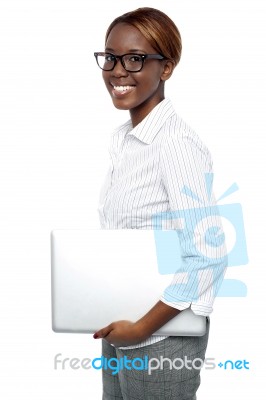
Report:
127,98,175,144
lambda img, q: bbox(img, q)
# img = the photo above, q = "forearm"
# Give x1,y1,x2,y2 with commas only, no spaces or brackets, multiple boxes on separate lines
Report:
93,300,181,346
135,300,181,340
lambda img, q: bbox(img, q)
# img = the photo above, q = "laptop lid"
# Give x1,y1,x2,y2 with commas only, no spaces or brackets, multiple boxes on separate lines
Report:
51,229,206,336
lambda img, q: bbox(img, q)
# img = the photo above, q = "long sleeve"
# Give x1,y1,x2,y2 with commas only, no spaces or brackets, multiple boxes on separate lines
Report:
158,133,227,316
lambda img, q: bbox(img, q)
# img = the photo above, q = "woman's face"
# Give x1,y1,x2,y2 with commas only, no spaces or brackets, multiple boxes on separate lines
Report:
102,22,172,126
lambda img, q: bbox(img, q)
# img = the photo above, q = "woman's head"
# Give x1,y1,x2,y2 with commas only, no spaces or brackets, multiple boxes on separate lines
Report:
95,8,182,126
105,7,182,67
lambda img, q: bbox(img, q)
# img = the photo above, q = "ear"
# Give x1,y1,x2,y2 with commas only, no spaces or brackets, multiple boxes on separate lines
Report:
160,60,175,81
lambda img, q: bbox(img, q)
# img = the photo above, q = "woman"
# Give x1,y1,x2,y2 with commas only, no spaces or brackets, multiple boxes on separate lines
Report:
93,7,226,400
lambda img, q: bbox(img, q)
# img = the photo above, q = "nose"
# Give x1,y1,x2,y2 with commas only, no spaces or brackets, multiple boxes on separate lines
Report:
111,58,128,77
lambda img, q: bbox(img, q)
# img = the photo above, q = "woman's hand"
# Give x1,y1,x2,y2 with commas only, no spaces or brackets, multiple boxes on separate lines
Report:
93,320,145,347
93,301,181,347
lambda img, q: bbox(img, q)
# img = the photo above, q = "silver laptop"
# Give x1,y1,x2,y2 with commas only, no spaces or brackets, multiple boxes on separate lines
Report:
51,229,206,336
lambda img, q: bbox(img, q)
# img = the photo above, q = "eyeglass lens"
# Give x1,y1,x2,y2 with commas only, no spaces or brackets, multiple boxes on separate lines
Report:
97,53,144,72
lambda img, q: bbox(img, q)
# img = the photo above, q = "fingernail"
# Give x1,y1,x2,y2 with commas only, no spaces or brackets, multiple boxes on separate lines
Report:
93,333,98,339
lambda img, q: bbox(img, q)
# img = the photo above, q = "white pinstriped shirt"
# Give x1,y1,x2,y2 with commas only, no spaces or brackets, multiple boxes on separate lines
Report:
98,98,226,349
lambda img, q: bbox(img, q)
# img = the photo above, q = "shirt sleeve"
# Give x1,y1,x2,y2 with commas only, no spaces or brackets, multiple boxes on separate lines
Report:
159,133,227,316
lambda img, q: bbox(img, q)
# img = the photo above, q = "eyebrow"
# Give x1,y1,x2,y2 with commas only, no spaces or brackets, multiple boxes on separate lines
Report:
105,47,147,53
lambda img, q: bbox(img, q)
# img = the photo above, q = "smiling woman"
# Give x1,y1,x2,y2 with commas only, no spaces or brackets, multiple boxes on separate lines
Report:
93,6,226,400
97,7,182,127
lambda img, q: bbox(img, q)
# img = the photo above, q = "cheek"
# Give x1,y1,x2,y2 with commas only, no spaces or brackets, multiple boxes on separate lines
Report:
140,66,162,86
137,74,162,96
102,71,110,87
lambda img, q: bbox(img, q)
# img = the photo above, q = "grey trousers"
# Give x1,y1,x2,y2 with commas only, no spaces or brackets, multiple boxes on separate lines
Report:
102,318,210,400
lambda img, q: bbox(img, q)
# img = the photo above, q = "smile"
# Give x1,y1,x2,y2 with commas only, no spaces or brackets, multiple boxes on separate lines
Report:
111,84,136,96
113,85,134,92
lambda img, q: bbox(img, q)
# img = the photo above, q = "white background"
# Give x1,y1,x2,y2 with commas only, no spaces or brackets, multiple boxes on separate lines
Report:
0,0,265,398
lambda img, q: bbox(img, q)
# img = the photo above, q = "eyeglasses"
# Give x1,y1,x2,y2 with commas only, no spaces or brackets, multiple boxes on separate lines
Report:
94,52,166,72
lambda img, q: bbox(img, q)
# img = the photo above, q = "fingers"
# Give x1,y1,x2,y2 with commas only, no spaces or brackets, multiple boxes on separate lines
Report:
93,324,113,339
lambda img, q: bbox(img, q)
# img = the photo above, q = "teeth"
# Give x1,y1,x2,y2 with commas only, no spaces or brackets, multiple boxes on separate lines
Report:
113,85,133,92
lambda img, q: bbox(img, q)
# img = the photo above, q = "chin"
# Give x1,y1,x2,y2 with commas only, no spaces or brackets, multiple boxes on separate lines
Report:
113,104,130,110
111,98,132,111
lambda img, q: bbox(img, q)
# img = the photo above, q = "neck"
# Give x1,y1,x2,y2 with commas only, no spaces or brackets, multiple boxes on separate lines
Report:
129,95,165,128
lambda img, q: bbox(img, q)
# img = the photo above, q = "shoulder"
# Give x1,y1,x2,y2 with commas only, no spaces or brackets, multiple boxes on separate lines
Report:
158,111,213,171
162,112,211,160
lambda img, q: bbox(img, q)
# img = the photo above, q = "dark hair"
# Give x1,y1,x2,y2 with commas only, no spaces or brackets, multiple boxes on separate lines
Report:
105,7,182,67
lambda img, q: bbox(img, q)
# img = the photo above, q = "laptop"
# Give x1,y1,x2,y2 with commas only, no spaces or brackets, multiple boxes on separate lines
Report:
51,229,206,336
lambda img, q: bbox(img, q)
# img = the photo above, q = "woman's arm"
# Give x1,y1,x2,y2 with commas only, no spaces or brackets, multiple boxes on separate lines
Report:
93,300,180,347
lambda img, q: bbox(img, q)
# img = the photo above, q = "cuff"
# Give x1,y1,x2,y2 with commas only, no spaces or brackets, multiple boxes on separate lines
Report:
160,295,213,317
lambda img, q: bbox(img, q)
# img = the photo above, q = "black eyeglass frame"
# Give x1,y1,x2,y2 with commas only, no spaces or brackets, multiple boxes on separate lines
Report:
94,52,166,72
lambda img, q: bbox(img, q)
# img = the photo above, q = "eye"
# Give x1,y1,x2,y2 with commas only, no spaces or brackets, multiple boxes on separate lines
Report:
128,55,143,63
105,54,115,62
